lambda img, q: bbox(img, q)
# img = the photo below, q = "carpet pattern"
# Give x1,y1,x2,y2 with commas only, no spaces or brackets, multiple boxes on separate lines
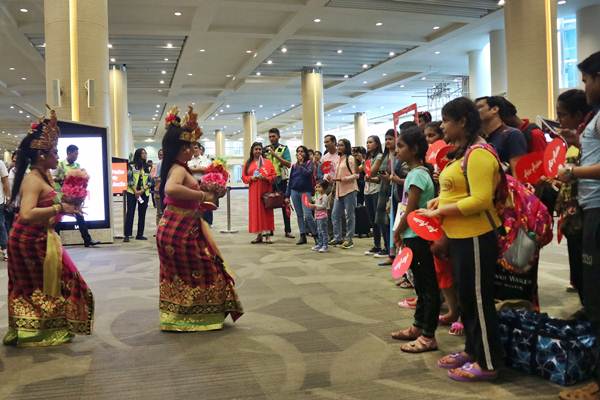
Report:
0,191,583,399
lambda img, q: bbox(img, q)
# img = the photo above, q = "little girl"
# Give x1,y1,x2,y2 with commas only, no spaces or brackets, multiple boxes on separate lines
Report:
309,180,330,253
390,126,440,353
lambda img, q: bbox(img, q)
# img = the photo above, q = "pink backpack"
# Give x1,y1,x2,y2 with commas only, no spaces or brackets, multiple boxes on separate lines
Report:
462,144,553,273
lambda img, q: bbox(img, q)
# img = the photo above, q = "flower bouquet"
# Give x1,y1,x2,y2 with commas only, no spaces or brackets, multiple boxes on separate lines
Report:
61,169,90,207
199,158,229,208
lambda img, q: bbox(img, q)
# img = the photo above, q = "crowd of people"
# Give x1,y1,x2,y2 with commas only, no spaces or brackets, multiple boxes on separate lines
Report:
1,46,599,399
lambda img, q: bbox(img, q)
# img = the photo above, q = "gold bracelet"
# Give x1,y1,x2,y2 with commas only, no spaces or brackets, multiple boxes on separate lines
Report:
52,204,61,215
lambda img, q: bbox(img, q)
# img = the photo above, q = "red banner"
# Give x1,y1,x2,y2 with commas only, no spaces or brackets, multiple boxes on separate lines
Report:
392,103,418,134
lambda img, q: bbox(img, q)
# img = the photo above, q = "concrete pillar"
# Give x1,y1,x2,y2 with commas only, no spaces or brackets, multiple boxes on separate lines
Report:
468,46,491,99
301,67,324,152
505,0,558,119
489,30,507,96
3,151,10,164
577,5,600,61
44,0,110,127
354,112,368,147
109,65,132,158
242,112,257,158
215,129,225,157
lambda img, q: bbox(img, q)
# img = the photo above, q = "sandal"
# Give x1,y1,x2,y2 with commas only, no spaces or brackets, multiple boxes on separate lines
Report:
397,276,414,289
390,326,421,341
437,352,472,369
559,382,600,400
398,297,417,309
439,314,458,326
251,236,263,244
448,362,498,382
400,336,438,353
449,321,464,336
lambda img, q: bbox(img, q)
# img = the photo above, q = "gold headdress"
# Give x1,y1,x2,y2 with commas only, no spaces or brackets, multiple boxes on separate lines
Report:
164,106,181,128
30,106,60,150
179,106,203,142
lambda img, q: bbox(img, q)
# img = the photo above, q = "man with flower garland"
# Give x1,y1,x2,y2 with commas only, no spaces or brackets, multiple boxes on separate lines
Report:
54,144,100,247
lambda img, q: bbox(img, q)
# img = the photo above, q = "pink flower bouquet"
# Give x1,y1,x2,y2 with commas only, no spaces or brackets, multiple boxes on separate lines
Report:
61,169,89,206
199,158,229,199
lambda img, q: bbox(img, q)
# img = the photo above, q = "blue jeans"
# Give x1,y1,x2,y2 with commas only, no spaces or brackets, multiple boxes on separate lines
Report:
316,218,328,249
333,191,357,242
290,190,316,236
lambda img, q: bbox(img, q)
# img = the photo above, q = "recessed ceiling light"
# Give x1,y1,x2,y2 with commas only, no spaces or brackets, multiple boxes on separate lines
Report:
107,43,113,49
267,60,273,64
152,117,156,121
9,106,14,109
246,50,253,54
259,105,263,108
226,74,233,78
9,67,15,71
362,64,369,69
159,80,165,84
454,78,460,82
382,73,387,76
421,77,427,80
161,70,167,75
156,104,160,108
199,49,206,52
558,0,566,4
316,61,322,66
389,51,396,57
434,51,441,55
26,115,30,118
291,104,295,107
337,49,343,54
313,18,321,23
166,43,173,48
187,73,193,76
174,11,182,16
211,117,215,120
497,0,505,5
256,72,261,76
110,57,116,62
158,89,163,93
219,109,224,113
20,8,28,13
18,110,23,114
164,58,169,61
344,74,349,78
363,81,368,84
433,26,440,30
226,104,230,108
376,22,383,26
400,84,405,88
20,77,26,80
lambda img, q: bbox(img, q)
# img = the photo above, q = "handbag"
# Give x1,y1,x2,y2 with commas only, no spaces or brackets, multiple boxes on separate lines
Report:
262,191,285,209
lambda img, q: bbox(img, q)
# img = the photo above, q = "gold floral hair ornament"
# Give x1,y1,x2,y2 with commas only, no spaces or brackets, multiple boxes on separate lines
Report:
30,105,60,151
164,106,181,128
179,105,203,142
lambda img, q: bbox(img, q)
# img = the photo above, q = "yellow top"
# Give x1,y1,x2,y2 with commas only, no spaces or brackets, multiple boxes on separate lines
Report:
438,148,501,239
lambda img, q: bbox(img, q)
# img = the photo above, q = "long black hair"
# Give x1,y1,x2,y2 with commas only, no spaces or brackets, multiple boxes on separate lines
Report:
558,89,591,117
441,97,482,160
296,145,309,164
366,135,382,159
244,141,263,175
398,126,434,175
159,125,192,203
383,129,396,158
132,148,148,172
337,138,353,172
11,124,51,204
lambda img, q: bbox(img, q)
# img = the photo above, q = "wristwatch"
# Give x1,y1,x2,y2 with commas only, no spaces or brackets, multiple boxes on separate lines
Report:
565,166,575,181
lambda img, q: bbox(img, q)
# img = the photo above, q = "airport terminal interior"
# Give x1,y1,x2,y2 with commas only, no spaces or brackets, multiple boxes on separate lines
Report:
0,0,600,399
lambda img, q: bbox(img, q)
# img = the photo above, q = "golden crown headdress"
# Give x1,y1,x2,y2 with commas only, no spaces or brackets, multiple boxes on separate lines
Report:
30,105,60,151
179,106,202,142
164,106,181,128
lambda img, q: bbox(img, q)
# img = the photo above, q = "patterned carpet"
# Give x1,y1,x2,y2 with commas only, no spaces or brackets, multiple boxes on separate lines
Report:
0,191,583,399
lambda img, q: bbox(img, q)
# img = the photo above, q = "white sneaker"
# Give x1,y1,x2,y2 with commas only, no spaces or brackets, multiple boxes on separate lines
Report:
318,247,329,253
311,245,321,251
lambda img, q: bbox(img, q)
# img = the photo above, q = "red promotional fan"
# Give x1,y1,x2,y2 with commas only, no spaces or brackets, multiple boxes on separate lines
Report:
321,161,332,174
407,211,443,241
392,247,413,280
543,138,567,178
435,145,455,171
426,140,447,165
514,152,545,184
302,193,311,208
364,159,372,177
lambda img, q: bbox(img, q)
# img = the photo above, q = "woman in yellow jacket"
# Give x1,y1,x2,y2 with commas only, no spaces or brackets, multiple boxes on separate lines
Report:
418,97,503,382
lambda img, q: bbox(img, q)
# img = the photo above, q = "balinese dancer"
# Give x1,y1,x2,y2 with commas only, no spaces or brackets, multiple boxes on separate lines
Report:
157,106,243,331
3,109,94,347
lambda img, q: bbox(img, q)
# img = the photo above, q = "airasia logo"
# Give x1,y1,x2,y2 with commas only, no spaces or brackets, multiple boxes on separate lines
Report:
412,216,439,234
547,146,560,172
394,253,409,270
524,160,542,180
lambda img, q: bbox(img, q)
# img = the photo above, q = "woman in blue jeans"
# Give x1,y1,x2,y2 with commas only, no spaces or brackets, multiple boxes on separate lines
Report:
286,146,316,245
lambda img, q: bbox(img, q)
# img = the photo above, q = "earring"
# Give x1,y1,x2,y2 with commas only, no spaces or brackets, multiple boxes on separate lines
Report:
40,155,45,160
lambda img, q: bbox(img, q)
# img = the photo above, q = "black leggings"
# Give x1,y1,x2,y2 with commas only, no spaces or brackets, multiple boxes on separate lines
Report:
449,231,503,371
365,193,381,249
404,237,440,337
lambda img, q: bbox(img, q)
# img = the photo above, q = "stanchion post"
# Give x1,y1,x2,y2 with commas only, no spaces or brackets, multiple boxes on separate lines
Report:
220,186,238,234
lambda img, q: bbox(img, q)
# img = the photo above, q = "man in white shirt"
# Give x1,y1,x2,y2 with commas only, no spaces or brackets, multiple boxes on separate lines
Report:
0,160,11,260
188,142,214,225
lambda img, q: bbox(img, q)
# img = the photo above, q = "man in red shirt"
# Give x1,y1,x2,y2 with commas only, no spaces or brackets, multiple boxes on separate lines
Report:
499,98,548,153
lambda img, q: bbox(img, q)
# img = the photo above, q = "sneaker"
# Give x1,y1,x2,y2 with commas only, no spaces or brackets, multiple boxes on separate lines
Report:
328,239,342,246
364,246,381,256
318,247,329,253
311,245,321,251
373,249,390,258
340,240,354,249
378,259,393,267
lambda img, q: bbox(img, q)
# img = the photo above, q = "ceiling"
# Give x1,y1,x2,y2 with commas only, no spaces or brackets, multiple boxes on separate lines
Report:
0,0,589,152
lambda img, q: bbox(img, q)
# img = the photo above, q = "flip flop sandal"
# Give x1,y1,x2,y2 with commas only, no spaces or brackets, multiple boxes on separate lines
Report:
449,321,464,336
437,352,472,369
398,278,414,289
448,363,498,382
438,314,459,326
397,299,417,309
559,383,600,400
390,326,421,341
400,336,438,353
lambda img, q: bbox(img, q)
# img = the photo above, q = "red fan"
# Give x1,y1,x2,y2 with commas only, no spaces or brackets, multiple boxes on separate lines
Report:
407,211,443,241
543,138,567,178
392,247,413,280
321,161,333,174
514,152,545,184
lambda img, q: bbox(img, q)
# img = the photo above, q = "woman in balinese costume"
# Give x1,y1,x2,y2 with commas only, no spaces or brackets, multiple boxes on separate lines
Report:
3,110,94,347
157,106,243,331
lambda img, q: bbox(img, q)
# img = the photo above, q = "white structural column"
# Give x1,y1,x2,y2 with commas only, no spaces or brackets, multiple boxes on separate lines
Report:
354,113,368,147
3,151,10,164
468,46,491,99
301,67,324,151
489,30,507,96
242,112,257,158
44,0,110,127
109,65,133,158
505,0,558,119
215,130,225,158
577,5,600,61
